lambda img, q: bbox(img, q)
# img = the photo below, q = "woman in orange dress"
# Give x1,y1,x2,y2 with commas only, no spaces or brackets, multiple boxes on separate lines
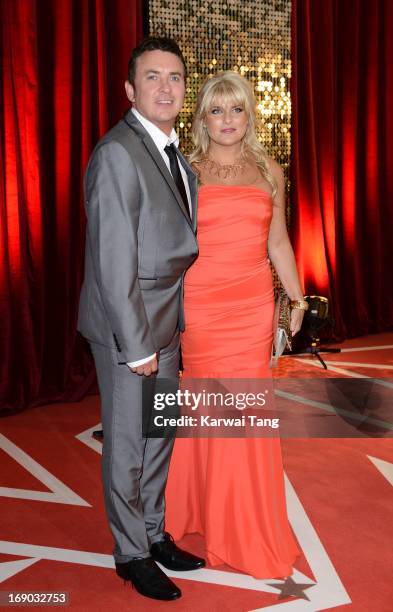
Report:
165,72,306,579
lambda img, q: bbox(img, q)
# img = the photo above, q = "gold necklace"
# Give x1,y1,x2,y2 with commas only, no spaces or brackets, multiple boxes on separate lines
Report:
201,155,246,179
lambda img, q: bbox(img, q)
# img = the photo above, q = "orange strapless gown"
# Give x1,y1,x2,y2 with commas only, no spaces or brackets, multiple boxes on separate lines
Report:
165,185,299,578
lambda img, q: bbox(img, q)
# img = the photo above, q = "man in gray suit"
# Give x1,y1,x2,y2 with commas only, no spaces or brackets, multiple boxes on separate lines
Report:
78,37,203,601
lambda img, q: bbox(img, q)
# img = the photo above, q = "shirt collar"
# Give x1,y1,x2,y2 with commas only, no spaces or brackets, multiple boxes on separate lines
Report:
131,108,179,151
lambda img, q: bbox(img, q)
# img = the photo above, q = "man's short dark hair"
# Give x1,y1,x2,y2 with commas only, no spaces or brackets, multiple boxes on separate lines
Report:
127,36,187,84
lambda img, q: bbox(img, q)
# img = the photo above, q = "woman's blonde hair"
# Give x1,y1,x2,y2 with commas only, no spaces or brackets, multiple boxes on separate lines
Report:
189,71,277,196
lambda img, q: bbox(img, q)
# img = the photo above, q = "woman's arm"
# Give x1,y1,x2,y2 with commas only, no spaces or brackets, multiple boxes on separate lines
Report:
267,159,305,335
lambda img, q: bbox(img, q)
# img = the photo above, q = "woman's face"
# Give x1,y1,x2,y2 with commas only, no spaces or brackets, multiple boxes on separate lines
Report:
204,97,249,149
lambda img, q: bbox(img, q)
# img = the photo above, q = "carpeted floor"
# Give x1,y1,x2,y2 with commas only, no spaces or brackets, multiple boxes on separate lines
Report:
1,333,392,611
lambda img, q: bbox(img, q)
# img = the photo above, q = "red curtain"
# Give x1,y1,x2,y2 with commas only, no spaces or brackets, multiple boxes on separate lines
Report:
0,0,143,412
291,0,393,338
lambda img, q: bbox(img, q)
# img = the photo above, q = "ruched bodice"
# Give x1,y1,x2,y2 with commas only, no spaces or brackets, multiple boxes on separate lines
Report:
189,184,272,271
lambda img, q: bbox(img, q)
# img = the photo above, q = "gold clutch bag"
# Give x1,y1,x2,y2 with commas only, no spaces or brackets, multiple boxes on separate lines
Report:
272,286,292,362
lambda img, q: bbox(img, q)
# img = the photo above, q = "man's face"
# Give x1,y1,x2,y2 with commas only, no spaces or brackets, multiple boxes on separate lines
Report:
125,50,186,135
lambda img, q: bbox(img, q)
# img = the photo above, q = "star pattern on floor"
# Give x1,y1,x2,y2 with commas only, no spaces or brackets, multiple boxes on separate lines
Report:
267,576,316,601
2,334,392,610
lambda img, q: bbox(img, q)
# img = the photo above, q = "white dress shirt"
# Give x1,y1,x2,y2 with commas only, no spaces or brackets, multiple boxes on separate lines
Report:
127,108,191,369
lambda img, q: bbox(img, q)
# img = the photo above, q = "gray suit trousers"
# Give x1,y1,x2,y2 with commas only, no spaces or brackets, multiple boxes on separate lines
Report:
90,331,179,562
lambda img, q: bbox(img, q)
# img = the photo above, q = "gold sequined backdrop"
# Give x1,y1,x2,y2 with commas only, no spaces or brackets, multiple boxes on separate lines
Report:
148,0,291,173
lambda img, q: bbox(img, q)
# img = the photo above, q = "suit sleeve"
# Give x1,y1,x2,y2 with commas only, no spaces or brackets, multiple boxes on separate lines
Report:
84,141,156,362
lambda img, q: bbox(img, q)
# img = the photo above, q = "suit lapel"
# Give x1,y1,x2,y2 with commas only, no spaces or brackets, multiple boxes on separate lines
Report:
123,111,193,227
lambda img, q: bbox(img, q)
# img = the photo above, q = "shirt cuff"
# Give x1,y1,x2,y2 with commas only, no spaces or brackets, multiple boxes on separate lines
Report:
127,353,156,368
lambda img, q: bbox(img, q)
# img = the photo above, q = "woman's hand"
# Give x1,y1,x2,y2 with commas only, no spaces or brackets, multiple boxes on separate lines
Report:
290,308,305,336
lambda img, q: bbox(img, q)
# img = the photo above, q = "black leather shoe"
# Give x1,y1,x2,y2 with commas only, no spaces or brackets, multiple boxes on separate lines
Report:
115,557,181,601
150,532,205,571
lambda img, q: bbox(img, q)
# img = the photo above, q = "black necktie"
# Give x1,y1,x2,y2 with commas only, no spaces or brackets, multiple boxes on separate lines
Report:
164,143,190,218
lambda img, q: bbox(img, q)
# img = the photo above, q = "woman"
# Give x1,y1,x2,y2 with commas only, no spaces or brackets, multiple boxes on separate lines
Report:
165,72,306,578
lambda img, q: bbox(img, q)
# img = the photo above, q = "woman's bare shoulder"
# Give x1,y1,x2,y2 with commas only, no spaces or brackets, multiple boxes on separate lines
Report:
266,157,284,181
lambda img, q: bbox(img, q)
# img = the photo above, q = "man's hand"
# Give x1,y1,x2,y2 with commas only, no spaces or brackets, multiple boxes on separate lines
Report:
129,356,158,376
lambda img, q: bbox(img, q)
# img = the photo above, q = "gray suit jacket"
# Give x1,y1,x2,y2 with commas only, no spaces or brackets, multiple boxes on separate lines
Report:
77,110,198,363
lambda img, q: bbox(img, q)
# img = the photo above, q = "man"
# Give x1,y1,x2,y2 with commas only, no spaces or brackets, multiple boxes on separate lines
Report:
78,37,203,601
